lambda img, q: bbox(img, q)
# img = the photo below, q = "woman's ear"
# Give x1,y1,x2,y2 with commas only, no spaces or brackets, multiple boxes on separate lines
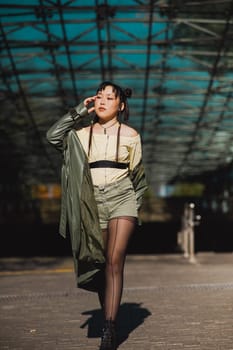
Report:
120,102,125,111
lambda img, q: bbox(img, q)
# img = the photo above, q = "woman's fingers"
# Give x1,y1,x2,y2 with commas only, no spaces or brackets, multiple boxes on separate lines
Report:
84,95,97,106
84,95,97,114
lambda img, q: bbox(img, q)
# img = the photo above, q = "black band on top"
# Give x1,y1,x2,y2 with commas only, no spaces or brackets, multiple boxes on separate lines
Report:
89,160,128,169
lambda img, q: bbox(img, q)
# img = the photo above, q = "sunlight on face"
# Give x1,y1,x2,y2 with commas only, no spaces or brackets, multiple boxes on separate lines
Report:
95,85,121,121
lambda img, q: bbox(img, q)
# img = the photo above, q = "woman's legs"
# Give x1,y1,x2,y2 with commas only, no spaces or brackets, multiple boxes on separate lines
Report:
98,217,136,349
104,216,136,321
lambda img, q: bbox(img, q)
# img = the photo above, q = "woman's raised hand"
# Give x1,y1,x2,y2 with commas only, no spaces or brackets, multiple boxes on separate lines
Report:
84,95,97,114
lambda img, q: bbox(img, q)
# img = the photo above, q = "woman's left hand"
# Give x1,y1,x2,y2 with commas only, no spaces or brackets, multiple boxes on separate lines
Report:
84,95,97,114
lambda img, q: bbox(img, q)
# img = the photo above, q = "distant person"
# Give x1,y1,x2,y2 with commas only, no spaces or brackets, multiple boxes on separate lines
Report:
46,81,147,350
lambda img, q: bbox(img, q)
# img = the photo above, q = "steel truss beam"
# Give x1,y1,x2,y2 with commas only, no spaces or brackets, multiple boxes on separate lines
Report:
0,0,233,194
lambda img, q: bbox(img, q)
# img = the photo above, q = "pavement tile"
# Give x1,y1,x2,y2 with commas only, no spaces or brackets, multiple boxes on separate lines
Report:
0,253,233,349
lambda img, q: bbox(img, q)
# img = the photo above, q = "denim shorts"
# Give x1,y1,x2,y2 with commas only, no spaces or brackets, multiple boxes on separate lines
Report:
93,176,138,229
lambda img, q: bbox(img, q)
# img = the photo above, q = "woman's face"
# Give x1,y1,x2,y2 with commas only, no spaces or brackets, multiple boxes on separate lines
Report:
94,85,122,121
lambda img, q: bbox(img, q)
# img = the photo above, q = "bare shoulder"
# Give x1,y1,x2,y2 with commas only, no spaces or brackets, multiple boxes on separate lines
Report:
76,125,90,133
120,123,139,137
83,125,91,132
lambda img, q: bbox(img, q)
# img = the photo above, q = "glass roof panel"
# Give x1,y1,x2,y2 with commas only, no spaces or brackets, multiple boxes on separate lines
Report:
1,0,233,192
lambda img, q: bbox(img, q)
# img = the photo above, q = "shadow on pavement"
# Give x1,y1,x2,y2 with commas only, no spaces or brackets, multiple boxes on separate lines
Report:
80,302,151,346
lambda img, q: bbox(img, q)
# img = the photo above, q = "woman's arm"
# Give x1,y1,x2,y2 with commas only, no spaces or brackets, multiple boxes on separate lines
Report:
130,160,148,211
128,135,148,210
46,96,97,152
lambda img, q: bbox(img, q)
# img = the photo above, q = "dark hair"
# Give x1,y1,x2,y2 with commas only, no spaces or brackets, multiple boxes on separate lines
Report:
96,81,132,120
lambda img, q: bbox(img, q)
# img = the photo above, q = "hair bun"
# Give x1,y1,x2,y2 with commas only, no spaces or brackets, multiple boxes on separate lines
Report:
124,88,132,98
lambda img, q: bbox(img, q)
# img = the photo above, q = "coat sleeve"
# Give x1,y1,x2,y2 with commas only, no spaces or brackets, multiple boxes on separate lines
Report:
128,134,148,211
130,160,148,211
46,102,88,151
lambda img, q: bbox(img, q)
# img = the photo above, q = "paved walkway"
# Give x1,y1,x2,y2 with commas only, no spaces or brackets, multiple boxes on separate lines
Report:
0,253,233,350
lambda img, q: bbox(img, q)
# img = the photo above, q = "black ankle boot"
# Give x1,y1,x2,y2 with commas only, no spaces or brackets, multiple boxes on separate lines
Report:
99,320,117,350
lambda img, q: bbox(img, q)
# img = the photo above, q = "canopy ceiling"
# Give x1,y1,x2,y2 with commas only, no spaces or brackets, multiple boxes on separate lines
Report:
1,0,233,194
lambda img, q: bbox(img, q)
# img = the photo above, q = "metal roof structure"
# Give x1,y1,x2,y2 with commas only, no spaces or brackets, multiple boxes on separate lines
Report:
1,0,233,195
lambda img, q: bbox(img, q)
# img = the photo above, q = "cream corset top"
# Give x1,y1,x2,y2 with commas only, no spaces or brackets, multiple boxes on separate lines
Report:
76,128,142,186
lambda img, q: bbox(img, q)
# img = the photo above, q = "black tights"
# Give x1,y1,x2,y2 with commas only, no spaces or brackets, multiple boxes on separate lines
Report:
98,217,136,321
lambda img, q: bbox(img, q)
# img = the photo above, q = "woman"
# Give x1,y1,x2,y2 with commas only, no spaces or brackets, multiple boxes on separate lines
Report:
46,81,147,350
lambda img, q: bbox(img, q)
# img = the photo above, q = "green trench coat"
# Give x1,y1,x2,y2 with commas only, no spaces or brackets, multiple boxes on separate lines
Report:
46,102,148,292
